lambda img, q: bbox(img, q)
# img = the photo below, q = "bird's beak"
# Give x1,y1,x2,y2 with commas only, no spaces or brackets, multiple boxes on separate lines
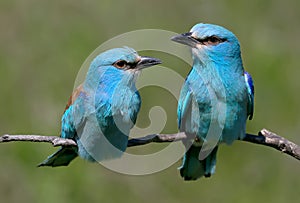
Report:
171,32,198,48
136,56,162,70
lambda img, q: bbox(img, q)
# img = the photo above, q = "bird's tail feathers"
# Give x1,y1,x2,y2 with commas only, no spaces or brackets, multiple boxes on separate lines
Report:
38,146,78,167
179,145,218,180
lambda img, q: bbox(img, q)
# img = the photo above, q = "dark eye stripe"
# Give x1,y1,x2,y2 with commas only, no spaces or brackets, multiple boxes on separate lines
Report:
196,35,227,45
127,62,138,69
113,60,138,69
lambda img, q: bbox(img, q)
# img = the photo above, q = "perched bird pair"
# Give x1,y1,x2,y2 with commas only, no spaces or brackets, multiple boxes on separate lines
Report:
39,23,254,181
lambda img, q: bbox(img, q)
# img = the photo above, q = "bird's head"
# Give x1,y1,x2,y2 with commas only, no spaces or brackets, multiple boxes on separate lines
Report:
171,23,241,64
85,47,161,89
90,47,161,74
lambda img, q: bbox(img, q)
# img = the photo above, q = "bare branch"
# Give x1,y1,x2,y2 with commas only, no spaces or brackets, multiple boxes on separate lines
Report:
127,132,187,147
243,129,300,161
1,129,300,161
0,134,76,147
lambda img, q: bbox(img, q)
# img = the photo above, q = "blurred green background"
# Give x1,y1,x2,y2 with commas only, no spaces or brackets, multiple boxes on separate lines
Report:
1,0,300,202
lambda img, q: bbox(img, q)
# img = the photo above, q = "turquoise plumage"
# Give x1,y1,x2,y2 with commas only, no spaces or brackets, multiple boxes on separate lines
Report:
39,47,161,167
172,23,254,180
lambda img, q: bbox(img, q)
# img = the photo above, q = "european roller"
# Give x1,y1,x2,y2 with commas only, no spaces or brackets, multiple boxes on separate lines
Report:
39,47,161,167
171,23,254,180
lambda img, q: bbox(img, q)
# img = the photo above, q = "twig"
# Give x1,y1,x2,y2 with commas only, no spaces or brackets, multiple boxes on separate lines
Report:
243,129,300,160
0,134,76,147
0,129,299,161
127,132,187,147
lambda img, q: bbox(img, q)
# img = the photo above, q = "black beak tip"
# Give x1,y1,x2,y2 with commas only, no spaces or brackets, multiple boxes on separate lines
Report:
138,57,162,69
170,35,182,43
151,58,162,65
170,35,178,42
170,32,197,47
171,32,193,41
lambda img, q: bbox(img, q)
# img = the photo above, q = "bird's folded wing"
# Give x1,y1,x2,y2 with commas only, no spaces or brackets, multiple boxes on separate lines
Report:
61,84,87,139
178,86,192,131
64,84,84,113
244,71,254,120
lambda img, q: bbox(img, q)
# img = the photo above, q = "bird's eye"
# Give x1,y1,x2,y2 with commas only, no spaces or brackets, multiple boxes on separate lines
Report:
208,36,219,43
202,36,226,46
114,60,128,69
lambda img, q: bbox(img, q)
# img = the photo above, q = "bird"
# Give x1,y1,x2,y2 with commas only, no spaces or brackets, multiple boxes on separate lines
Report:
171,23,254,180
38,47,162,167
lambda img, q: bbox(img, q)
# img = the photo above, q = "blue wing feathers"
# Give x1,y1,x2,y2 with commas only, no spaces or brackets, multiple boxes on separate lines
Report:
244,71,254,120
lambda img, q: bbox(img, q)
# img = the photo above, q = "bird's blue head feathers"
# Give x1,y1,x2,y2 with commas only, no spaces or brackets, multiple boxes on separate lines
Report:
91,47,140,68
190,23,238,44
172,23,242,63
88,47,161,73
84,47,161,89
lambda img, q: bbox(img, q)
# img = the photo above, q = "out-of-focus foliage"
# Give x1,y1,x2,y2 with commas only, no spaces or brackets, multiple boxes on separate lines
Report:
0,0,300,202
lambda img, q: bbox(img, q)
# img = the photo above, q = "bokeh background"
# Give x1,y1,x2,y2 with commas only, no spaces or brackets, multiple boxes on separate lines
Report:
1,0,300,202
